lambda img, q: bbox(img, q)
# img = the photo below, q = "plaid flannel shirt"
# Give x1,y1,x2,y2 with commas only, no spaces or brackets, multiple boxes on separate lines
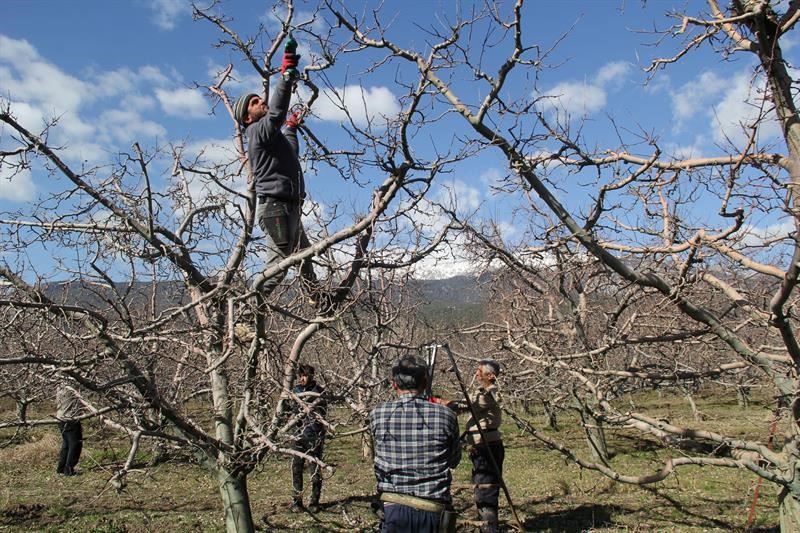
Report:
369,394,462,502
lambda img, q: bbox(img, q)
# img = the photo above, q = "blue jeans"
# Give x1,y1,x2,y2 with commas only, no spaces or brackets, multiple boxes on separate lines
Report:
382,503,441,533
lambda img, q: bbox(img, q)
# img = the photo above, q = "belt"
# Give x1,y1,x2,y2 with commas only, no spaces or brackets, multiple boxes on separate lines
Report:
379,492,445,513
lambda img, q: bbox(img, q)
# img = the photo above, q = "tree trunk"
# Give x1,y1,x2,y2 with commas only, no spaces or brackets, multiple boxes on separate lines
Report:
362,430,374,461
217,468,255,533
15,399,27,422
579,407,609,464
542,399,559,431
779,486,800,532
148,439,167,467
684,391,704,422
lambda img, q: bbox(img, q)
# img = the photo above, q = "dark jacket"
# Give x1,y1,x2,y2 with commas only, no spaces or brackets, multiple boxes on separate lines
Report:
246,75,305,203
291,381,326,440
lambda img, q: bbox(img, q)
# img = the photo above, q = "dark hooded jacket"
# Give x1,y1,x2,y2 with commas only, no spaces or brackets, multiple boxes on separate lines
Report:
246,75,304,203
291,380,326,440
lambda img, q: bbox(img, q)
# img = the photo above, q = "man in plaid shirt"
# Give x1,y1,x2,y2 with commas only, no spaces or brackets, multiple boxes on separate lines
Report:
370,354,462,532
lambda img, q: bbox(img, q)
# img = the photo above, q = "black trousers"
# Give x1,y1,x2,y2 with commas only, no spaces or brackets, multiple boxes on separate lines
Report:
291,433,324,502
471,441,505,510
57,421,83,474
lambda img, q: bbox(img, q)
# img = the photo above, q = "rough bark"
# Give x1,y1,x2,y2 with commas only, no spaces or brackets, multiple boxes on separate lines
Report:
579,407,610,464
216,468,254,533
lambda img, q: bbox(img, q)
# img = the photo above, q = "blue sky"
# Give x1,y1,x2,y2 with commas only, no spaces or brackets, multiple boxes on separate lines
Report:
2,0,795,279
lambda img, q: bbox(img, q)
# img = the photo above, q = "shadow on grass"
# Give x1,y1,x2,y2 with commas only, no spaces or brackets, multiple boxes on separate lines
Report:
523,504,622,532
638,486,734,529
609,433,664,455
1,503,45,525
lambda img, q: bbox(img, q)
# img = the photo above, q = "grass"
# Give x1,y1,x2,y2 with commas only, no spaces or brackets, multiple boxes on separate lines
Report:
0,388,782,532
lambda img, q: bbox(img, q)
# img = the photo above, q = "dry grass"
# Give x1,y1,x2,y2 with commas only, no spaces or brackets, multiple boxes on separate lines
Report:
0,431,59,467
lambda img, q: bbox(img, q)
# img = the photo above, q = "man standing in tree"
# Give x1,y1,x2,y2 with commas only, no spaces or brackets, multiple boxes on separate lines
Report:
434,360,504,533
370,355,461,532
289,364,327,512
55,380,83,476
233,37,318,299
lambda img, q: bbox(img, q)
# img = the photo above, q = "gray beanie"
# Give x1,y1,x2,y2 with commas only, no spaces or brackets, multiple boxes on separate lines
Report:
234,93,258,125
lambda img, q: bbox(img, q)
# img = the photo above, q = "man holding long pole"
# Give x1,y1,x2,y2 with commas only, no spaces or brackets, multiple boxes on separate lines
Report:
434,356,509,533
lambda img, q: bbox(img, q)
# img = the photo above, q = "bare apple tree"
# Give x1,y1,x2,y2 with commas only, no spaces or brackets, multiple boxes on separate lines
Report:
328,0,800,528
0,2,467,531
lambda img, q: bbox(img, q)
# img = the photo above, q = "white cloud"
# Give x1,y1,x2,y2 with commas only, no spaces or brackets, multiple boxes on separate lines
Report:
58,113,97,141
545,81,607,117
436,180,482,212
671,69,782,149
387,180,486,279
0,35,38,64
59,141,108,163
0,55,90,113
495,221,518,243
739,220,794,247
0,159,35,202
3,100,45,131
312,85,401,127
711,72,780,147
122,94,158,113
663,140,706,160
154,87,209,118
91,68,138,98
300,200,329,238
671,71,726,123
644,73,671,95
594,61,632,88
182,138,239,167
261,7,328,34
206,62,264,100
146,0,189,31
99,109,167,142
139,65,172,86
538,61,630,120
0,35,213,172
478,168,503,189
173,138,245,210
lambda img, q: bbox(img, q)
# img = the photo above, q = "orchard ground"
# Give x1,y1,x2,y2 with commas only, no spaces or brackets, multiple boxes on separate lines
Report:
0,387,781,532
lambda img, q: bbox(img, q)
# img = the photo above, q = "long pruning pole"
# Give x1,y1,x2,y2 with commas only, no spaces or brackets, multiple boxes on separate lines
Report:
424,344,438,399
440,344,524,531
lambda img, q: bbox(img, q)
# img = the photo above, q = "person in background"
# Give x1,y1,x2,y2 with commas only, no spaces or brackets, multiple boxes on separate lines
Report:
55,380,83,476
434,360,504,533
370,354,461,532
289,364,327,512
